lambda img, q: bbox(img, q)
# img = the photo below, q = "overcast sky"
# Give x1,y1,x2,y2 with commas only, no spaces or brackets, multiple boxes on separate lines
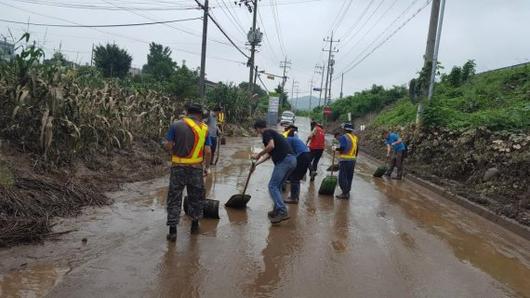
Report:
1,0,529,98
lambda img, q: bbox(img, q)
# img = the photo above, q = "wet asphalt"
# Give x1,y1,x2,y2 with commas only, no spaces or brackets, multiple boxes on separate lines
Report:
1,118,530,298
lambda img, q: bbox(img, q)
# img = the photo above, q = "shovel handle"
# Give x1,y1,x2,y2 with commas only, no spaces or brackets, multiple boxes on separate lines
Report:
330,150,336,177
241,161,255,196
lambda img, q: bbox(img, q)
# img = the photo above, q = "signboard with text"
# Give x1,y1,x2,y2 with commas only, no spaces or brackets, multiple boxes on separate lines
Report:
267,97,280,126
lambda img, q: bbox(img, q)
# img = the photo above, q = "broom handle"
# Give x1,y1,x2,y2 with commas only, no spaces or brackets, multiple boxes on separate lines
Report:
241,162,254,196
330,149,336,177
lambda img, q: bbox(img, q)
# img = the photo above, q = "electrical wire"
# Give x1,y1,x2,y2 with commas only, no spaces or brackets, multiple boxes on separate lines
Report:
336,0,432,77
270,0,287,57
193,0,250,59
0,17,202,27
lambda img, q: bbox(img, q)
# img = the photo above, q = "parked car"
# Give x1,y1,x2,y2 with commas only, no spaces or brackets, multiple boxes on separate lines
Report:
280,111,295,126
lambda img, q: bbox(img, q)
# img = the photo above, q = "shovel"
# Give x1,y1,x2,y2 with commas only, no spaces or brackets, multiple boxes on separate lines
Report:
318,150,337,195
214,136,221,165
225,161,255,208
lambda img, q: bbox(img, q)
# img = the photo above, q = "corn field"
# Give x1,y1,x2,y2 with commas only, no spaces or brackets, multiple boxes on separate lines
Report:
0,39,181,165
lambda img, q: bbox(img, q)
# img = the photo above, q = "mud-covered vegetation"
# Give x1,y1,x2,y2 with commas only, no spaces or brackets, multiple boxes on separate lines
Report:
344,62,530,226
0,34,262,246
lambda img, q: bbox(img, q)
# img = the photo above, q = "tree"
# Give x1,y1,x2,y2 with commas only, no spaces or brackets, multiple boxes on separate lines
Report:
446,66,462,87
142,42,176,81
461,59,476,82
166,64,199,99
94,43,132,78
275,84,290,110
44,52,74,67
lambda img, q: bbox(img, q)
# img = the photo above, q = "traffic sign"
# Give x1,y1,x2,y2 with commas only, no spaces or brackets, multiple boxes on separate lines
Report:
323,106,332,115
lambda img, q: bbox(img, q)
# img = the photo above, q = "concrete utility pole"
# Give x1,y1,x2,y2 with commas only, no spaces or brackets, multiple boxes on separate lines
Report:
280,57,291,89
248,0,258,89
427,0,446,102
294,86,300,111
309,79,314,112
327,56,335,104
339,72,344,99
198,0,209,98
416,0,444,124
291,80,299,110
90,43,94,66
315,64,325,107
322,32,339,106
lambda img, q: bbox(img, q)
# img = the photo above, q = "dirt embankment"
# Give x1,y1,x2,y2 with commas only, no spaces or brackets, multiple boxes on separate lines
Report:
0,138,167,247
359,125,530,226
0,122,255,247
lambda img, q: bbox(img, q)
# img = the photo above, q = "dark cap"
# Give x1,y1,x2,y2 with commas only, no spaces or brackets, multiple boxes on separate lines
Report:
186,103,203,115
342,123,354,131
253,119,267,129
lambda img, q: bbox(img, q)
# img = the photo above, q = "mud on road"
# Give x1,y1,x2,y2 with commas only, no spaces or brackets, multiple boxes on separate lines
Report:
1,119,530,298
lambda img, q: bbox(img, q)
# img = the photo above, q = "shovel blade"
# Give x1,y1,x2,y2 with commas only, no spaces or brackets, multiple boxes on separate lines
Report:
225,194,251,209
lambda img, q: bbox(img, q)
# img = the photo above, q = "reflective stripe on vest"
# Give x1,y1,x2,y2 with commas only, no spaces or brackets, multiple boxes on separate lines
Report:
339,133,358,160
171,117,208,165
218,112,225,124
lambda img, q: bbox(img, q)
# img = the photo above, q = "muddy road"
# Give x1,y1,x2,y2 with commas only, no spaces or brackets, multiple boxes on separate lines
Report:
1,118,530,298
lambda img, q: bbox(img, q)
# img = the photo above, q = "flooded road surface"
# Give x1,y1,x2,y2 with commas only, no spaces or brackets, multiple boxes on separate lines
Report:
1,119,530,298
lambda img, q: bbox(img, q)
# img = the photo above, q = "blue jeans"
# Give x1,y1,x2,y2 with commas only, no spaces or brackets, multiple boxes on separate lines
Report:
338,159,356,195
269,154,297,214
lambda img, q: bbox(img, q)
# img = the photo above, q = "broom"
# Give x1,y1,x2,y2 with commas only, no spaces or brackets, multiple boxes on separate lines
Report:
318,149,337,195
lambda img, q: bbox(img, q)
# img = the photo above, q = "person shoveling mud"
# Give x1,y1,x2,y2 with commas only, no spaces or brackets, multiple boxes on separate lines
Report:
252,120,297,224
162,103,211,241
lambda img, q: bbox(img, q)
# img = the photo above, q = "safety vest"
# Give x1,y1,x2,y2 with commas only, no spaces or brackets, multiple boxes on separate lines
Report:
218,112,225,124
309,126,325,149
282,129,292,138
171,117,208,165
339,133,358,160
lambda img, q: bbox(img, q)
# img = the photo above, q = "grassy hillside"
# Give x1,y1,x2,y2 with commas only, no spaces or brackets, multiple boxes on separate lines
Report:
375,64,530,131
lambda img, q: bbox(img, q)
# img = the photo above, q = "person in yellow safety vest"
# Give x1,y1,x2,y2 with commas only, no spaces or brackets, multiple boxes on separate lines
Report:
162,103,212,242
215,107,225,126
333,123,359,200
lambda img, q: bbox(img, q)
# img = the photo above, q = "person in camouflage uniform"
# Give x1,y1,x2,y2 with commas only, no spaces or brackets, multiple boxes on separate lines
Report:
163,103,211,241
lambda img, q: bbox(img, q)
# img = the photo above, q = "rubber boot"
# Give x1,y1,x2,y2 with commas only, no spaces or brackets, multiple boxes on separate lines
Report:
190,219,199,234
167,226,177,242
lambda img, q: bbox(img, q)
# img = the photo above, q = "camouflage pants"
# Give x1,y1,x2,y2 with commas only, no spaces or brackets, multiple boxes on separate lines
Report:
166,166,205,226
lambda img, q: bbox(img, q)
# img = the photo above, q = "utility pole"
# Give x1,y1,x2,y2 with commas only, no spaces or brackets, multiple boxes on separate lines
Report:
90,43,94,67
198,0,209,98
294,86,300,112
280,57,291,89
339,72,344,99
322,32,339,106
416,0,443,124
247,0,259,90
291,80,299,110
315,64,325,107
427,0,446,102
327,56,335,104
309,79,314,113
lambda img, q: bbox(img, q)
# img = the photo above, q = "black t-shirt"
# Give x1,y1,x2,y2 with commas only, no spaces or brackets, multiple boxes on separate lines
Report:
262,129,294,164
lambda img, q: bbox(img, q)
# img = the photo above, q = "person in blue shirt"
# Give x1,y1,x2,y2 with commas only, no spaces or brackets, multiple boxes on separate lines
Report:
383,130,406,180
334,123,359,199
284,125,311,204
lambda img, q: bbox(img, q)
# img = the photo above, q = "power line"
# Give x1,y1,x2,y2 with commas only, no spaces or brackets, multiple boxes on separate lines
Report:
337,0,432,77
0,17,202,28
258,9,280,62
270,0,287,57
216,0,247,36
339,0,386,48
336,0,398,62
195,0,250,59
8,0,201,11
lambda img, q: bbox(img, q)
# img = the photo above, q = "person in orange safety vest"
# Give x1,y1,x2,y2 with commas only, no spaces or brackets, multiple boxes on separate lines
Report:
162,103,212,241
